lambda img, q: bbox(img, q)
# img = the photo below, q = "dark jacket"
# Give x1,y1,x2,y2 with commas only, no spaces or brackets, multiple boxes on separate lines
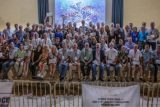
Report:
92,49,105,63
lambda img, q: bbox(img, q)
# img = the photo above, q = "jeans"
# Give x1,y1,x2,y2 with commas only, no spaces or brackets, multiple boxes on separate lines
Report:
152,64,158,82
29,62,38,77
80,62,91,77
58,63,68,80
92,63,104,80
106,64,121,77
2,60,15,78
149,42,156,50
138,41,146,50
14,61,24,76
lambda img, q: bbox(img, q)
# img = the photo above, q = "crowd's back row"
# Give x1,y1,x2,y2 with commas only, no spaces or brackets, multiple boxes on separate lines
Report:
0,20,159,82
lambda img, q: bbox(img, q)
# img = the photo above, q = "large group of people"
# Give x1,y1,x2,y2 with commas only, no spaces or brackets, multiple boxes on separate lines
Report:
0,20,160,82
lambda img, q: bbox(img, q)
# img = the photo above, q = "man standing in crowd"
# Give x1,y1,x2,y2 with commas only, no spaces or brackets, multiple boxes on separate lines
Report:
147,22,159,50
3,22,14,40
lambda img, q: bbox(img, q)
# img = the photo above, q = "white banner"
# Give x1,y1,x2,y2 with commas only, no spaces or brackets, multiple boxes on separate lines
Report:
82,84,140,107
0,82,13,107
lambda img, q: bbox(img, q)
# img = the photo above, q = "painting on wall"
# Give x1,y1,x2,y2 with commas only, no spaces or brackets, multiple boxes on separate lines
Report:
55,0,106,27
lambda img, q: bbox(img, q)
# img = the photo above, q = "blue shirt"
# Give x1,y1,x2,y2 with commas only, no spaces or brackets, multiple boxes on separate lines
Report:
130,31,139,43
55,32,63,41
142,50,154,64
125,42,135,51
138,31,148,42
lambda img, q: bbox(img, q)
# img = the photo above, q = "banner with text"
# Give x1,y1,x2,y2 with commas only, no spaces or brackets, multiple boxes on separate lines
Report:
82,84,140,107
0,82,13,107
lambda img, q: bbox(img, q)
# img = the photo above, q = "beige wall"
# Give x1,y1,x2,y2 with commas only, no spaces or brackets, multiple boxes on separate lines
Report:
124,0,160,29
0,0,38,31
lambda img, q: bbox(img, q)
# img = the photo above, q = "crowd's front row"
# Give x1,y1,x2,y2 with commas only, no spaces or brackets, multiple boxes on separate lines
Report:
0,38,159,82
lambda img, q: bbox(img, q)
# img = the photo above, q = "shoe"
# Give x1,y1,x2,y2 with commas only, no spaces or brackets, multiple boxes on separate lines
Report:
40,74,44,78
125,78,129,82
99,78,104,81
114,77,118,82
125,77,129,82
107,78,110,82
86,76,89,81
132,78,134,81
91,78,96,81
139,78,144,82
78,79,81,82
82,76,85,80
60,77,64,81
37,73,41,77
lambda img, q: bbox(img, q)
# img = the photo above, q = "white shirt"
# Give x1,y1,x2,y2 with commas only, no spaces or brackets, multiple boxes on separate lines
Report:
62,39,73,49
9,47,18,59
99,32,107,38
128,49,142,64
41,38,52,47
105,48,118,64
31,38,41,48
3,28,14,39
93,49,101,65
101,43,108,51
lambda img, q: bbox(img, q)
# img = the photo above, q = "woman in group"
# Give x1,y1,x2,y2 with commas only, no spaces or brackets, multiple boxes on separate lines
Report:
30,45,42,77
22,44,33,79
49,45,57,78
36,46,49,78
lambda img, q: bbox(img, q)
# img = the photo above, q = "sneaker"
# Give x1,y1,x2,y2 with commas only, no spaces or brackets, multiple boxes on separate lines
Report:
37,72,41,77
107,78,110,82
40,74,44,78
114,77,118,82
139,78,144,82
91,78,96,81
99,78,104,81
